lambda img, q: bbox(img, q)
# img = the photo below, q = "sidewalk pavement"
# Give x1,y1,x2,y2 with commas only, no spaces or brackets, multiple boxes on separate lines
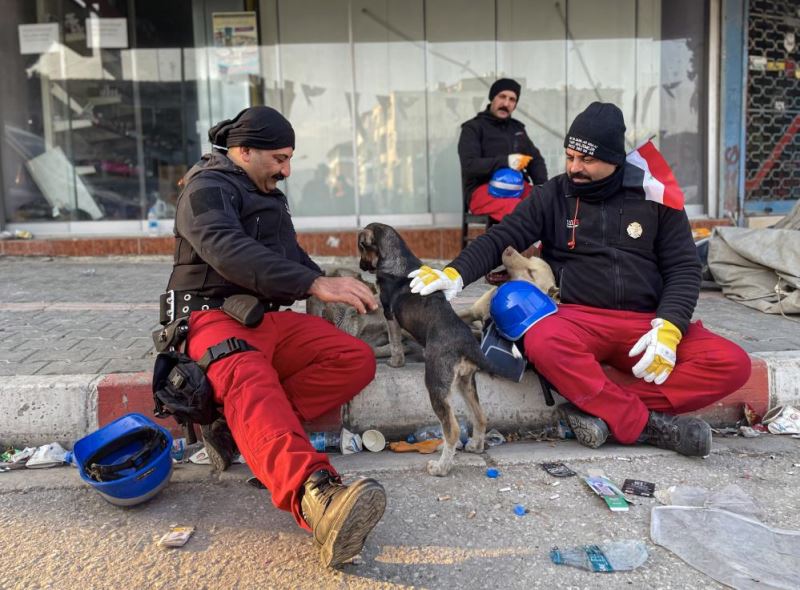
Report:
1,255,799,447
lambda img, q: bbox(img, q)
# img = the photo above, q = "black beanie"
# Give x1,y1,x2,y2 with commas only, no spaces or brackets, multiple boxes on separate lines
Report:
489,78,521,101
564,102,626,165
208,106,295,151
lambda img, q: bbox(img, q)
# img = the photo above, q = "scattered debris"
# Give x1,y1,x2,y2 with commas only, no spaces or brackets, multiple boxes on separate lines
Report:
467,510,477,519
622,479,656,498
738,426,761,438
762,405,800,435
550,540,648,572
513,504,528,516
486,468,500,478
498,486,512,492
583,474,629,512
362,429,385,452
437,495,451,502
26,443,68,469
541,462,576,478
388,439,441,454
157,525,195,548
549,494,560,500
484,428,506,447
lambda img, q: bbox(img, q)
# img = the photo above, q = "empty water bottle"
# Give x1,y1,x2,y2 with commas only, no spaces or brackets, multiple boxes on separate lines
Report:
550,540,648,572
409,418,469,444
309,431,341,452
147,206,159,236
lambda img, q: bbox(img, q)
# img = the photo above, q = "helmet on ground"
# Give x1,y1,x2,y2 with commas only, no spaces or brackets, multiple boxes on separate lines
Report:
490,280,558,341
73,413,173,506
488,168,525,198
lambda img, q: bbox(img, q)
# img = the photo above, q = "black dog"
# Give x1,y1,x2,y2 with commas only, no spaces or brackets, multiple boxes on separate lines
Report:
358,222,495,476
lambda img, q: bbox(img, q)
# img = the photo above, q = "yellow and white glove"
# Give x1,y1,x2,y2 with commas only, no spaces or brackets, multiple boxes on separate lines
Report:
628,318,682,385
408,266,463,301
508,153,533,171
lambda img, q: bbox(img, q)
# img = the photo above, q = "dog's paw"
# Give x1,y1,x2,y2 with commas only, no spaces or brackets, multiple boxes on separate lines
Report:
387,356,405,368
464,438,484,454
426,459,451,477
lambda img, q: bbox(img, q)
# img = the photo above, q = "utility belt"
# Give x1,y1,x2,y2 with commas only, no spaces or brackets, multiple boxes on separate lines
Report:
152,291,268,426
159,290,280,326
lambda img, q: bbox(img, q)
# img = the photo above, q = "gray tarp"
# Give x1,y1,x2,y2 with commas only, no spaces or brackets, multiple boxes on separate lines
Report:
708,225,800,315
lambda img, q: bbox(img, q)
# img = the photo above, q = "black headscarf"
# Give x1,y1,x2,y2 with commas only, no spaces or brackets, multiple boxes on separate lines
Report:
207,106,295,151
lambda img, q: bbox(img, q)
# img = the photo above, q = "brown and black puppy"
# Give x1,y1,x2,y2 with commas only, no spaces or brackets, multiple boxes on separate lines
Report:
358,222,495,476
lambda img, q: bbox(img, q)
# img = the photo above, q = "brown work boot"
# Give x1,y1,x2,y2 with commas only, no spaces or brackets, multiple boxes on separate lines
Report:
301,470,386,568
200,416,237,472
639,411,712,457
558,403,609,449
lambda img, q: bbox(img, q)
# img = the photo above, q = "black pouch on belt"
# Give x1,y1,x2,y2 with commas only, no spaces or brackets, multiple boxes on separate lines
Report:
222,294,265,327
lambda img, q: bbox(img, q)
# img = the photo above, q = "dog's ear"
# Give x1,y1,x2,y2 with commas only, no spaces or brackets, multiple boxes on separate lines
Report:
358,228,375,252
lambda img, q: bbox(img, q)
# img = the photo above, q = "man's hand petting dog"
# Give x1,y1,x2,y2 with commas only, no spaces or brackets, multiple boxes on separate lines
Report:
308,276,378,315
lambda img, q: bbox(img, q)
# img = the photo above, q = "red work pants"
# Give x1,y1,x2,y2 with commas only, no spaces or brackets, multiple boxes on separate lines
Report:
186,309,376,530
469,182,532,222
522,304,751,443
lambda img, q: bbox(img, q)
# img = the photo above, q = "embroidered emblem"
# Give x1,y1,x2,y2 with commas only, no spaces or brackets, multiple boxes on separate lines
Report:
627,222,643,239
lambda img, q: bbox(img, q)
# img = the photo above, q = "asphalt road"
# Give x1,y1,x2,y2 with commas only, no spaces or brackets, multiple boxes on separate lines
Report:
1,436,798,589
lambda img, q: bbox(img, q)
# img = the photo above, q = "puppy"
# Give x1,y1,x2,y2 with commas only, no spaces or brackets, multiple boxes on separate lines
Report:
358,222,496,476
459,246,559,326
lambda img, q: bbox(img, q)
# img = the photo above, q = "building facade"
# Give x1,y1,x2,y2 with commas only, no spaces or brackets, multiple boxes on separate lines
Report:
0,0,793,239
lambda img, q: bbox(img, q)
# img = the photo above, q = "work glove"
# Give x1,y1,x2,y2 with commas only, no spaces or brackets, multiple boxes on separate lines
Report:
408,266,463,301
628,318,682,385
508,153,533,171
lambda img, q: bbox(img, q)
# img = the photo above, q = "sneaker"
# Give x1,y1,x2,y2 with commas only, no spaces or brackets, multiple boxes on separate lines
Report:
200,416,237,472
639,411,712,457
558,403,609,449
301,470,386,568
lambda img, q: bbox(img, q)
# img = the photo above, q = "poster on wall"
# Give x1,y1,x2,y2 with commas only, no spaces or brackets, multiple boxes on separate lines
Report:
211,11,259,78
18,23,59,55
86,17,128,49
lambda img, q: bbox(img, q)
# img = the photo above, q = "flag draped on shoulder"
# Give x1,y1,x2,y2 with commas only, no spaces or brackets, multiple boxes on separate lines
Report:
623,140,685,210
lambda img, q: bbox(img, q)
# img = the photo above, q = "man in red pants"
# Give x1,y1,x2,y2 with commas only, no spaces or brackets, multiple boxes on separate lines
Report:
409,102,751,457
162,106,385,567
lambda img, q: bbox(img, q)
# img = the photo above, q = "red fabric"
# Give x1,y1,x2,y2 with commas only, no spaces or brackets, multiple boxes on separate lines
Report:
186,309,376,530
469,181,532,222
522,304,751,443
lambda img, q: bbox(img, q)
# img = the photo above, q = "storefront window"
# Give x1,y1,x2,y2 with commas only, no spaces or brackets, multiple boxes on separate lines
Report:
1,0,708,231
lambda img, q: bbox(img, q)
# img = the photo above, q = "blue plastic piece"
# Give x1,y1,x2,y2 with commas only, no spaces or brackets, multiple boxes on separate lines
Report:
486,467,500,478
514,504,528,516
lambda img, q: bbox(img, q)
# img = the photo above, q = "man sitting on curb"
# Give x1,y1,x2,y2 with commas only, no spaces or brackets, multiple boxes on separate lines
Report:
409,102,752,457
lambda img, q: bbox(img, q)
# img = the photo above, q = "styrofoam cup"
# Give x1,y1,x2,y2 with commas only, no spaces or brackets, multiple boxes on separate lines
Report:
362,429,386,452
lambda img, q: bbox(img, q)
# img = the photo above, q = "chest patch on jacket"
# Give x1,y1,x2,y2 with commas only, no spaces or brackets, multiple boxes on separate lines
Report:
190,187,224,216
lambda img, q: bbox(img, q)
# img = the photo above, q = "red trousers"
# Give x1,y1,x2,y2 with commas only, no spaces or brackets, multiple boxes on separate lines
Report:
469,182,532,222
522,304,751,443
186,310,376,530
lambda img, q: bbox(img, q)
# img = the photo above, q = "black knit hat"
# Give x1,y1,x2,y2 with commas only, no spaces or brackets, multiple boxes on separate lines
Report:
208,106,295,151
564,102,626,165
489,78,521,101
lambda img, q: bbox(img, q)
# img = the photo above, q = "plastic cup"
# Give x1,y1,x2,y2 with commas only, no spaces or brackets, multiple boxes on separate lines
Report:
362,429,386,452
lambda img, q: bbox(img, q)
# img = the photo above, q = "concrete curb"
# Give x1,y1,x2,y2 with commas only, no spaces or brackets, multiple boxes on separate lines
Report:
4,351,797,448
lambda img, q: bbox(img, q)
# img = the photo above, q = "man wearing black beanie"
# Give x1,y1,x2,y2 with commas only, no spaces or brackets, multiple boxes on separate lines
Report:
458,77,548,225
161,105,386,567
411,101,751,459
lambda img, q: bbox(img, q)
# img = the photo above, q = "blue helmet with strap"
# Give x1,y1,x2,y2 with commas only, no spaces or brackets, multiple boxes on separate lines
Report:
73,413,174,506
488,167,525,198
490,280,558,340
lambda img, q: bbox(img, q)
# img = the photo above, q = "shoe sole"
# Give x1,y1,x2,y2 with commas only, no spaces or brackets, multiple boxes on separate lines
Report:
559,406,609,449
320,479,386,568
201,428,233,472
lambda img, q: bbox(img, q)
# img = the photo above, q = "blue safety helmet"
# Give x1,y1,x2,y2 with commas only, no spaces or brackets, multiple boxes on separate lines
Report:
490,280,558,341
73,413,173,507
488,168,525,198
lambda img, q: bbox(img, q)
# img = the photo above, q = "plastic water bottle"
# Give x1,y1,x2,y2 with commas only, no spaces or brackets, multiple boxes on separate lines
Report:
309,431,341,452
409,418,470,444
550,540,648,572
147,206,159,236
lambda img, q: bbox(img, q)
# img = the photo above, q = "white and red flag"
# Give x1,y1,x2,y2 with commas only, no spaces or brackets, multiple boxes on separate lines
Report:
624,140,685,210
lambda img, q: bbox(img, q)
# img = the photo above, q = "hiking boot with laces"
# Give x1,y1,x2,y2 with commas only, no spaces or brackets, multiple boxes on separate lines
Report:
301,470,386,568
639,411,712,457
200,416,237,472
558,402,609,449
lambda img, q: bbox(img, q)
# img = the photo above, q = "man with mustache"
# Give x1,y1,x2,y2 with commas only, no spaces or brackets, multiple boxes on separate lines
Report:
411,102,751,458
458,78,548,224
161,106,386,567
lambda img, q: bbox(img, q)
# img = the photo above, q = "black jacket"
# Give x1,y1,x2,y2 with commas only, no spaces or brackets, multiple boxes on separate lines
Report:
458,109,548,203
449,169,702,335
166,152,322,306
